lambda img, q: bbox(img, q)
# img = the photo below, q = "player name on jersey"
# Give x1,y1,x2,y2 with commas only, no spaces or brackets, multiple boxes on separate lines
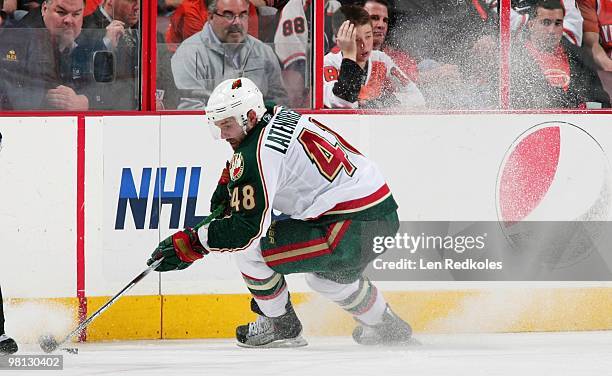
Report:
264,109,301,154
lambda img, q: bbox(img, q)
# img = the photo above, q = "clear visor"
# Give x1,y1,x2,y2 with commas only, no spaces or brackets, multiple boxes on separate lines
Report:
209,117,245,140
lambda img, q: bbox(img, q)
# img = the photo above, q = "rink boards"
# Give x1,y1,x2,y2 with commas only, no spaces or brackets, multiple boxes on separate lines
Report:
0,112,611,340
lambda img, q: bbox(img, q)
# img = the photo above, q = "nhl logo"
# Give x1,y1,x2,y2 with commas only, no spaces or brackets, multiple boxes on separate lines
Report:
230,153,245,181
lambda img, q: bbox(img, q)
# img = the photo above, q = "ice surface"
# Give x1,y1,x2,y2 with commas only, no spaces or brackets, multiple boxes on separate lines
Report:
9,331,612,376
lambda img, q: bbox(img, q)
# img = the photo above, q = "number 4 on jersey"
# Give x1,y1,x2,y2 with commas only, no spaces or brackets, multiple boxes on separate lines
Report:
298,128,356,182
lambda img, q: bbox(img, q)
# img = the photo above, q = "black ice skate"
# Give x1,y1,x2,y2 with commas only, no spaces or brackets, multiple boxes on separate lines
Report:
0,334,18,355
236,299,307,348
352,305,418,346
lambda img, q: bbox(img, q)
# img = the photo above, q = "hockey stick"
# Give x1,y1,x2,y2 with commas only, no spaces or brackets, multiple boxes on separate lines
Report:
39,257,163,354
39,205,224,353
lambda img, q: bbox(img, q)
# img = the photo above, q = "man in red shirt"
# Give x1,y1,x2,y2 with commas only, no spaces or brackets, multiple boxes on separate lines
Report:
165,0,208,51
511,0,609,108
578,0,612,70
577,0,612,97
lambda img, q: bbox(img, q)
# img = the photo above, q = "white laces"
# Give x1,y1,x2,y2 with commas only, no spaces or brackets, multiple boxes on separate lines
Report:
248,316,271,336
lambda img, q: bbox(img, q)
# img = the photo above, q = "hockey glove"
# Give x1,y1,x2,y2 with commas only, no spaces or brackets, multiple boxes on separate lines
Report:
210,162,231,218
147,228,209,272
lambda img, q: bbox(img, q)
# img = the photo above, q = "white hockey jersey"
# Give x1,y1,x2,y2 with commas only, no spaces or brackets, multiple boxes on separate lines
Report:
323,48,425,109
274,0,310,69
200,107,394,252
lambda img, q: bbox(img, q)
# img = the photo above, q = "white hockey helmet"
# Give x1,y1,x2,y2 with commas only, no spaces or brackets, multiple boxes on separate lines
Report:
205,77,266,139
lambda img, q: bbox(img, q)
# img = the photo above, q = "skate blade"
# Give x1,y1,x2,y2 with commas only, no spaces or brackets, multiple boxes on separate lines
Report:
380,337,422,347
356,336,422,347
237,335,308,349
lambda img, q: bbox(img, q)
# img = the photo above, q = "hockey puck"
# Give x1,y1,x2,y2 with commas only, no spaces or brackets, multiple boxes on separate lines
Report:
38,335,59,353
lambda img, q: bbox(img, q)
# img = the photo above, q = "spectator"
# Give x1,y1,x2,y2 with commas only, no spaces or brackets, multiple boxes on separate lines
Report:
263,0,339,108
510,0,610,108
362,0,416,80
0,0,109,110
323,5,424,109
577,0,612,98
577,0,612,70
511,0,583,45
362,0,462,91
164,0,274,52
83,0,140,109
84,0,139,33
165,0,207,51
271,0,311,107
170,0,287,109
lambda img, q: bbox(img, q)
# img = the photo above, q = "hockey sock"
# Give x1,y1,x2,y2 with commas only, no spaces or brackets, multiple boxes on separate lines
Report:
242,272,289,317
306,274,387,326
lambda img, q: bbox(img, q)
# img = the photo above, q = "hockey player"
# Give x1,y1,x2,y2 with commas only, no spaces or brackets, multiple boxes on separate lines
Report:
147,77,415,348
0,132,18,355
0,287,17,355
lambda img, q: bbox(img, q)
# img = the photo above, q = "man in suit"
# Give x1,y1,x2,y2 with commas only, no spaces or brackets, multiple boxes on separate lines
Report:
83,0,139,46
0,0,110,110
83,0,140,109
